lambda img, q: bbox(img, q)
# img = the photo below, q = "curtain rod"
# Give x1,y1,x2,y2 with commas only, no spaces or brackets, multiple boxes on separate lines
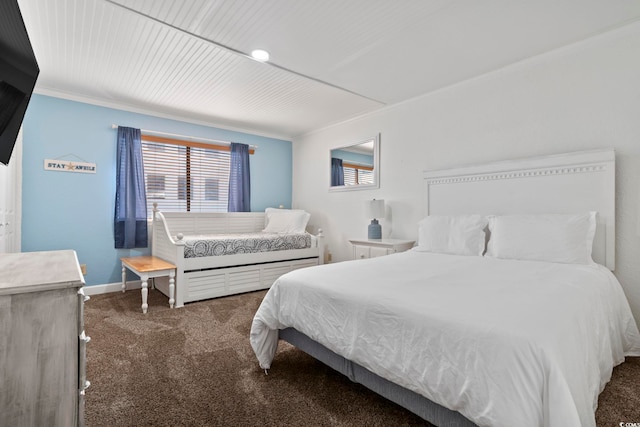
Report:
110,124,258,149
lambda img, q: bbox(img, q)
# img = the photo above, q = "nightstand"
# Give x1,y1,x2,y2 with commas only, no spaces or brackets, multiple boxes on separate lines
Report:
121,256,176,314
348,238,415,260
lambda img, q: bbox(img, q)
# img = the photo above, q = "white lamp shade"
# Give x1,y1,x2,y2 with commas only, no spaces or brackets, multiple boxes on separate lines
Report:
366,199,385,219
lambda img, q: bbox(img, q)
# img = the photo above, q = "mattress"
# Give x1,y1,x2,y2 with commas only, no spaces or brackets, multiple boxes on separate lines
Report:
250,251,640,427
182,232,312,258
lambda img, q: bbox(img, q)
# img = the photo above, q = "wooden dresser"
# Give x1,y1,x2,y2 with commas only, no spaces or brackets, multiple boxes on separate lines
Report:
0,250,89,427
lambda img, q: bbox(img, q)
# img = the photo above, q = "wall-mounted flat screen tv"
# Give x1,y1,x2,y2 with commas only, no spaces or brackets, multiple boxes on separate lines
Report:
0,0,39,166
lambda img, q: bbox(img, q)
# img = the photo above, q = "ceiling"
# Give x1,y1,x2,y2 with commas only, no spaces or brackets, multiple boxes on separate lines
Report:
17,0,640,139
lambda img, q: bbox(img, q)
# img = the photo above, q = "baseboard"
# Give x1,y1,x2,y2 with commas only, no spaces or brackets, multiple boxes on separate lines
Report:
83,280,142,296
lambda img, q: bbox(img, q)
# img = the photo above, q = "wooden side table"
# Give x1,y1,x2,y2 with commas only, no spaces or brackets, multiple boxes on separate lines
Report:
121,256,176,314
348,238,415,260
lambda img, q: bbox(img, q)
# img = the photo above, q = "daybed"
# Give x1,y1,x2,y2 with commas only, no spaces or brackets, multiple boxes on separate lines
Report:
151,206,324,307
250,149,640,427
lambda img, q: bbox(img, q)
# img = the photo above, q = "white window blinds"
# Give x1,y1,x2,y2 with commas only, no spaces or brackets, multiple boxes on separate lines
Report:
343,164,374,186
141,138,230,217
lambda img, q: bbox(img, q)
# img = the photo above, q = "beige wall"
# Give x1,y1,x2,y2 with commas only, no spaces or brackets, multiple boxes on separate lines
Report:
292,22,640,327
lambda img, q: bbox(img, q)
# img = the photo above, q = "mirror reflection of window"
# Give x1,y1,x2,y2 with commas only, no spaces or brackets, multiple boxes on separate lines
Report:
343,163,373,185
329,134,380,192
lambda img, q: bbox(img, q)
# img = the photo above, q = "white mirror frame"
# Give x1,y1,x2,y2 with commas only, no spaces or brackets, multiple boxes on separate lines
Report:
329,133,380,192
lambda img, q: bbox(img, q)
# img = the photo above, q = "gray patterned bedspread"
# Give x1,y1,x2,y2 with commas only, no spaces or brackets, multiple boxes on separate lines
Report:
182,232,312,258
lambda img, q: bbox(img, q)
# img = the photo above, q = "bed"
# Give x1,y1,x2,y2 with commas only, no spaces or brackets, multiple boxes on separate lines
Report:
151,206,324,307
250,149,640,427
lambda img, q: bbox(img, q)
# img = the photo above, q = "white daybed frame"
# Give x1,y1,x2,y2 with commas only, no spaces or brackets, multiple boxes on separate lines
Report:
278,148,616,427
151,205,324,307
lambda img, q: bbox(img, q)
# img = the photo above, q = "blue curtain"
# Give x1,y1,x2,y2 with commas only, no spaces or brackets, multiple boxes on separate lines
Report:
114,126,148,248
228,142,251,212
331,157,344,186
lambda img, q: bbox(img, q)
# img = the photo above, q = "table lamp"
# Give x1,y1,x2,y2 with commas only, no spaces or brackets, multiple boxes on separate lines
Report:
366,199,385,239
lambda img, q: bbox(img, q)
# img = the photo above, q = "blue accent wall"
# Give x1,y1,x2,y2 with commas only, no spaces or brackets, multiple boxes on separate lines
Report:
21,94,292,286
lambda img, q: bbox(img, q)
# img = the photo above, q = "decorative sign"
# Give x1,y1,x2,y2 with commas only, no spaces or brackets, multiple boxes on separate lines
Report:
44,159,96,174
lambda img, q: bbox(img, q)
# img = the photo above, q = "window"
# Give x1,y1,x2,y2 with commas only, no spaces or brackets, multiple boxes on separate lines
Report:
343,163,374,186
141,138,231,216
146,174,166,199
205,178,220,201
177,176,190,200
357,168,374,185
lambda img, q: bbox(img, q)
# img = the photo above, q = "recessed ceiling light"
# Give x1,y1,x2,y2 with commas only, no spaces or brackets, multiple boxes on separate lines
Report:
250,49,270,62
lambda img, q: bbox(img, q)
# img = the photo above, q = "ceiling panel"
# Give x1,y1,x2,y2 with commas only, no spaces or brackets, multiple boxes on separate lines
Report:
16,0,640,139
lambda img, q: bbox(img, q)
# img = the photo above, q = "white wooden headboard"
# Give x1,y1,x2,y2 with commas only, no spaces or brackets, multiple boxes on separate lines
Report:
423,149,615,269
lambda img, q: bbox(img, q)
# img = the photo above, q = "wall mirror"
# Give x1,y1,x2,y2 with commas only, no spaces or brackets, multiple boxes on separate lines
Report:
329,134,380,192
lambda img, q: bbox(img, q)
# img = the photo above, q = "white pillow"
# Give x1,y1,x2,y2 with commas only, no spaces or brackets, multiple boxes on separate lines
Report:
485,212,596,264
415,215,488,256
262,208,310,234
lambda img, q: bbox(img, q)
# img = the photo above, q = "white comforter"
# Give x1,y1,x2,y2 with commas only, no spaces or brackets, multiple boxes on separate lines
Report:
250,251,640,427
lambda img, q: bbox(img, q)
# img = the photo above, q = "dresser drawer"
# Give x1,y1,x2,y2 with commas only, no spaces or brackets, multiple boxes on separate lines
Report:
370,246,391,257
354,245,371,260
349,238,415,260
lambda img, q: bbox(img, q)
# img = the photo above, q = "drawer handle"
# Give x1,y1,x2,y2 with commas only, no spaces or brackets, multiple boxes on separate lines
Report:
78,289,90,301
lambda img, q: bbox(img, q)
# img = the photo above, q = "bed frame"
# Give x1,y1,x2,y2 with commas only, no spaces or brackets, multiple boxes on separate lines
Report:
423,149,615,269
151,205,324,307
279,149,616,426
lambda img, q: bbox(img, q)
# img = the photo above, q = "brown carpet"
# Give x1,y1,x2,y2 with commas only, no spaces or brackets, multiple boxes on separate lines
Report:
84,288,640,427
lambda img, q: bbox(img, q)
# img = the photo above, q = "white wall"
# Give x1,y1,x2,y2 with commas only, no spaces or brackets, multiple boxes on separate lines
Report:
0,129,22,253
292,22,640,328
